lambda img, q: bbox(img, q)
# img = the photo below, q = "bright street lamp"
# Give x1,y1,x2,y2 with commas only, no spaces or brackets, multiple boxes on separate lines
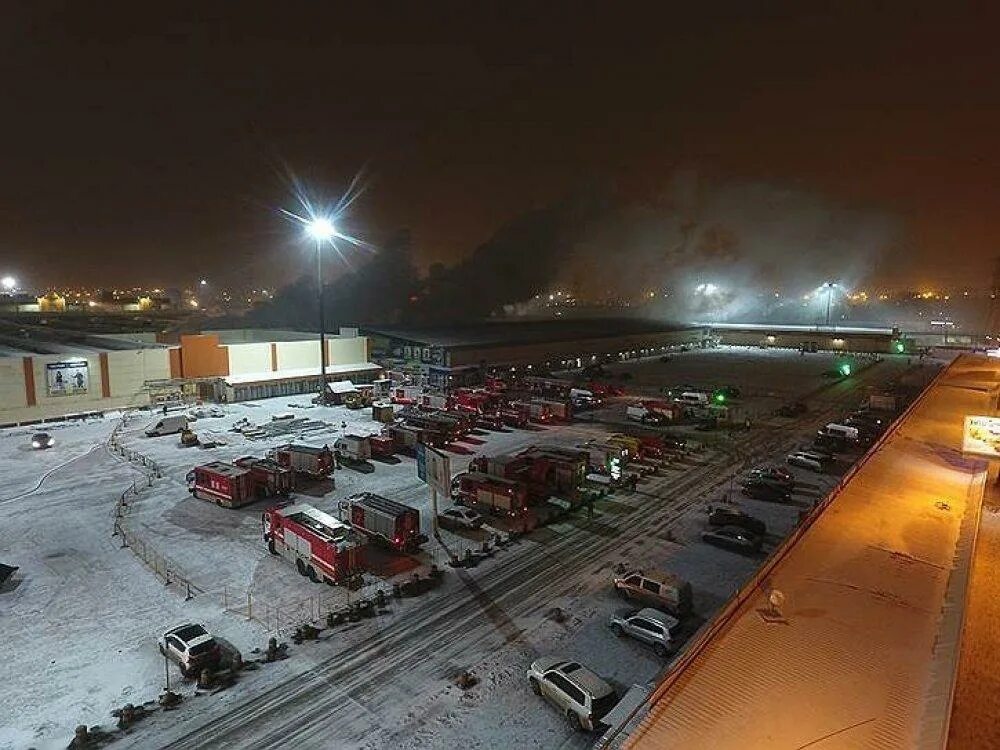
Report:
306,217,336,242
1,276,16,292
306,217,338,403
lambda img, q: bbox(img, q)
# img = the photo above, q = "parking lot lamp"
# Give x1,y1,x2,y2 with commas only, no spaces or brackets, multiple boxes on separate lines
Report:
306,218,336,402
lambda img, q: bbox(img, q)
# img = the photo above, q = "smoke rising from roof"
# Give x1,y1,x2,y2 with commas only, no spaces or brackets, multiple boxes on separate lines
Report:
253,173,900,328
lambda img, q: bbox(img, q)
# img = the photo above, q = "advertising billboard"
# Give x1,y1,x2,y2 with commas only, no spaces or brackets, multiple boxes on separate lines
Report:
416,443,451,496
962,415,1000,457
46,360,89,397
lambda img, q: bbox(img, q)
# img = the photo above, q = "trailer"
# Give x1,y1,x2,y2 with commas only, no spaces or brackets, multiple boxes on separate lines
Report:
334,434,372,461
372,403,396,423
334,435,375,473
233,456,295,498
387,423,444,454
263,502,365,584
499,407,529,428
341,492,427,552
532,398,572,421
269,444,335,477
579,441,628,478
399,407,464,440
518,446,589,493
510,400,552,424
187,461,255,508
457,472,530,517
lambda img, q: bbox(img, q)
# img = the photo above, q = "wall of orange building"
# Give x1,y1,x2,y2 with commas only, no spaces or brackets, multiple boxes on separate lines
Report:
178,334,230,378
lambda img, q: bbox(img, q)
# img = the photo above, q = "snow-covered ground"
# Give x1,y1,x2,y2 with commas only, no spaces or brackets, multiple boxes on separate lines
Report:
0,348,918,750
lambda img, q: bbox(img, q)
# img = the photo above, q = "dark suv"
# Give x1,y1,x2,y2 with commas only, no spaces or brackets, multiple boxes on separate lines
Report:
707,507,766,536
741,478,791,502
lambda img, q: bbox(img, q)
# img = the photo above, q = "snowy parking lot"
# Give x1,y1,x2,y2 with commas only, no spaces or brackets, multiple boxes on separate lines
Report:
0,348,922,750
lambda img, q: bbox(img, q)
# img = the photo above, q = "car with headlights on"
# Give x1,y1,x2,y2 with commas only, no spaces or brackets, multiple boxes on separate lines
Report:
31,432,54,449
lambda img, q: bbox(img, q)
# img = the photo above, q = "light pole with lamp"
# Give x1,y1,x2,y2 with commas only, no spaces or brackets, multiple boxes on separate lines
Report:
306,217,336,403
823,281,837,327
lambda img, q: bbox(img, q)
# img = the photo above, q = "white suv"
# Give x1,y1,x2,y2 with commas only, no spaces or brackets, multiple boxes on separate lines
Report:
158,623,221,677
527,658,617,732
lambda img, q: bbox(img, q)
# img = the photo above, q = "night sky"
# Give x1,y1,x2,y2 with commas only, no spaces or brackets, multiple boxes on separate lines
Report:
3,2,998,290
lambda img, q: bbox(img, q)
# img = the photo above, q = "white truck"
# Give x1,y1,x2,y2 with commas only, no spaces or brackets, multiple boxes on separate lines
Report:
145,414,189,437
334,435,375,473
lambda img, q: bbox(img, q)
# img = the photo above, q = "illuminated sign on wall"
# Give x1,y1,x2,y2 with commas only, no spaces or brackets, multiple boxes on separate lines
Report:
962,415,1000,457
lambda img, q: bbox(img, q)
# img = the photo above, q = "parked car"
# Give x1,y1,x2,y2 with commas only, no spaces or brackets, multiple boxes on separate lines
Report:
707,507,767,536
526,658,618,732
787,450,831,472
701,525,762,553
612,570,693,616
776,401,808,417
609,607,679,657
740,478,791,502
437,506,484,530
31,432,54,449
158,623,221,677
843,415,884,436
849,410,887,428
747,465,795,489
814,431,852,453
661,436,687,452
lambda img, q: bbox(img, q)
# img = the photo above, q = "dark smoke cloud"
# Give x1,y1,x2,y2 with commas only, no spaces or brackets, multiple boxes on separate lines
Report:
556,173,900,320
251,173,900,329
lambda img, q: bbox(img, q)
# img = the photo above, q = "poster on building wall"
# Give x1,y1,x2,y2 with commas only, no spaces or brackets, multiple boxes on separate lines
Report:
962,415,1000,457
46,360,89,396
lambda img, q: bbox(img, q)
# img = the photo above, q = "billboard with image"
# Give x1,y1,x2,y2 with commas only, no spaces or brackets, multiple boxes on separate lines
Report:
962,415,1000,458
46,360,89,397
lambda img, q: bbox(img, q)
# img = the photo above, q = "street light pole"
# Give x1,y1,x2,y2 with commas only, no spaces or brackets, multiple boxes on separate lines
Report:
305,217,336,404
825,282,835,327
316,239,327,403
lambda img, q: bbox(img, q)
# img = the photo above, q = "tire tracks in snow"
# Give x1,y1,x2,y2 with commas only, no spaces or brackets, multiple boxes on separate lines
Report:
0,443,103,506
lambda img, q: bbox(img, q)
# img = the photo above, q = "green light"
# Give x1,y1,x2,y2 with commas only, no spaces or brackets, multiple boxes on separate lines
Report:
714,393,726,403
839,363,852,376
894,341,905,353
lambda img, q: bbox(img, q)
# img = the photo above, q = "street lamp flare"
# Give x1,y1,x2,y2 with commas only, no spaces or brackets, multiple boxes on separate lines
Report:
306,217,337,242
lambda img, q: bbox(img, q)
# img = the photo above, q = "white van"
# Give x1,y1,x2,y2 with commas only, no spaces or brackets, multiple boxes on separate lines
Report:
824,423,860,441
145,415,189,437
675,391,709,406
626,405,649,422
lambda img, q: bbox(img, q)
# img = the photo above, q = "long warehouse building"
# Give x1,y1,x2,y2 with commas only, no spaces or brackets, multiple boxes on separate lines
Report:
0,326,378,425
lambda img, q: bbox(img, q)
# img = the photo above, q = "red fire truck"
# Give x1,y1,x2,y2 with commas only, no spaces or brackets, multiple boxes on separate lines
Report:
368,432,396,458
390,385,422,405
340,492,427,552
419,393,452,410
456,472,529,517
510,400,552,424
263,503,365,584
233,456,295,498
269,444,335,477
187,462,255,508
